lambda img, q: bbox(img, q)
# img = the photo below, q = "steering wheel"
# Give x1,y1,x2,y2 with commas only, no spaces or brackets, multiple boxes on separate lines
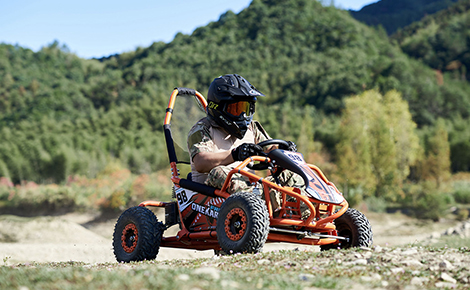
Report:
257,139,290,150
246,139,289,171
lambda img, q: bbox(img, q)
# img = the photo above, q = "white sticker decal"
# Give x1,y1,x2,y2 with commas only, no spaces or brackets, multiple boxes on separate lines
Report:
174,186,197,211
283,151,305,165
191,203,219,219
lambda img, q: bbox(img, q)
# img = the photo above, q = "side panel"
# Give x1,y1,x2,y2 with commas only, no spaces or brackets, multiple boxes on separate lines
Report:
175,186,225,231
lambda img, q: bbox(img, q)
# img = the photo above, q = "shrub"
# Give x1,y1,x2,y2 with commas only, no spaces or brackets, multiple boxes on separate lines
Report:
342,186,366,208
454,188,470,204
364,196,388,213
414,190,453,221
456,208,469,221
5,184,78,214
401,181,453,221
0,164,174,214
449,174,470,204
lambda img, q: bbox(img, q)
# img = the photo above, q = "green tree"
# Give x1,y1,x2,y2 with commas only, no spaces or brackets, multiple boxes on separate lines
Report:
420,118,451,186
351,0,460,35
383,90,420,182
1,0,470,184
336,90,420,200
336,91,377,195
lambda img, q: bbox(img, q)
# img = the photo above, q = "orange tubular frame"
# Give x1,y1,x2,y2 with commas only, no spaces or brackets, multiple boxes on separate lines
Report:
138,88,349,250
164,88,207,126
221,156,349,231
155,88,228,250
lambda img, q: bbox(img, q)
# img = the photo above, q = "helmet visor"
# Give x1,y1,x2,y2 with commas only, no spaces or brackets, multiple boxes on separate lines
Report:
225,101,254,118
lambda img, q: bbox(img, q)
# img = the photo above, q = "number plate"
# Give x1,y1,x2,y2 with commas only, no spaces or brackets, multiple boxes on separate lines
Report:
174,186,196,211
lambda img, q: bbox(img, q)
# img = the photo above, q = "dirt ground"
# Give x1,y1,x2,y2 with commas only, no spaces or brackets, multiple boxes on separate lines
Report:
0,209,459,265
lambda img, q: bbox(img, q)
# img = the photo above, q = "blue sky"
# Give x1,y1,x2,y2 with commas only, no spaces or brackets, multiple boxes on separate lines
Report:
0,0,378,59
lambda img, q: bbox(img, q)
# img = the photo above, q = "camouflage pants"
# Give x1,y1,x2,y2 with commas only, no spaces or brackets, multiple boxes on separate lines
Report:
205,165,309,217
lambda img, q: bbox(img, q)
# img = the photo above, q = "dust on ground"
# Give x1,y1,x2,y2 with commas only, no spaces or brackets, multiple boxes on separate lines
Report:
0,210,460,265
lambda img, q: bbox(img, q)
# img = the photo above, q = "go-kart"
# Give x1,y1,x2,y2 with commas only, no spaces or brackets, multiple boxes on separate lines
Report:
112,88,373,262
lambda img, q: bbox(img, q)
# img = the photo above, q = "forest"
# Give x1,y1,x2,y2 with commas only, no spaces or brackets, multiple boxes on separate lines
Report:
350,0,461,35
1,0,470,219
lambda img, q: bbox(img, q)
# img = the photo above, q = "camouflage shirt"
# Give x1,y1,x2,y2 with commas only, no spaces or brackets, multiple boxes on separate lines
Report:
187,117,271,161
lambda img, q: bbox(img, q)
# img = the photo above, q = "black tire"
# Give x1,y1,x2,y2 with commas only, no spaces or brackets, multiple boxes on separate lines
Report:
113,206,165,262
321,208,373,251
216,192,269,254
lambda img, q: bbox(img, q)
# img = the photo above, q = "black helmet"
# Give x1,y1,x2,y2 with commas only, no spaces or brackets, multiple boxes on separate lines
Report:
206,74,264,139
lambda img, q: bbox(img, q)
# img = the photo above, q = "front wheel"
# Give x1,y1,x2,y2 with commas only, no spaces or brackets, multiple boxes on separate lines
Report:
113,206,165,262
216,192,269,254
321,208,373,251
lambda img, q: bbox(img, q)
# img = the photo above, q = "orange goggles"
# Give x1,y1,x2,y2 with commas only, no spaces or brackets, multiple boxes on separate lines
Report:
225,101,254,117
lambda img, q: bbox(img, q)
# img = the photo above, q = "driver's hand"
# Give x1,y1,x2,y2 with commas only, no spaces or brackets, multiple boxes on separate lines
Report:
287,141,297,152
231,143,264,161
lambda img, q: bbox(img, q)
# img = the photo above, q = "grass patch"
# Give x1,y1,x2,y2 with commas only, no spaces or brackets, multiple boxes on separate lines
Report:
424,235,470,249
2,247,470,290
0,258,344,290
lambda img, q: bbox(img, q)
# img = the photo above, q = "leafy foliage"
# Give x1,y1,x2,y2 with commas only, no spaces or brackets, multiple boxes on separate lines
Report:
350,0,460,35
393,0,470,82
0,163,172,214
415,119,452,186
336,90,420,201
0,0,469,210
448,117,470,172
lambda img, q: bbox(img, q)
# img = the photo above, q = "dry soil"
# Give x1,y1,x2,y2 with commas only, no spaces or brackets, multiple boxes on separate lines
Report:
0,210,459,265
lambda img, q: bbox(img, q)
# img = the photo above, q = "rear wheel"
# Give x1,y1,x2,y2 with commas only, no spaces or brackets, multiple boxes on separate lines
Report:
113,206,164,262
216,192,269,254
321,208,373,251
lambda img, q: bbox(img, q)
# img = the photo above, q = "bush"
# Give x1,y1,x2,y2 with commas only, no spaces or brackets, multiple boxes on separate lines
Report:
456,208,469,221
0,164,174,214
342,186,367,208
364,196,388,213
401,181,453,221
450,174,470,204
4,184,78,214
454,188,470,204
129,172,172,205
414,190,453,221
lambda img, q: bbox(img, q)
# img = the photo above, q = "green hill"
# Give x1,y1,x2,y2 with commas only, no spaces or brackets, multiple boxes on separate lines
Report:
392,0,470,81
391,0,470,172
1,0,470,184
350,0,460,35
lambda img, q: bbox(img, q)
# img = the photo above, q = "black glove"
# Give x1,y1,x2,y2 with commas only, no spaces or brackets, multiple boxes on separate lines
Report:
231,143,264,161
286,141,297,152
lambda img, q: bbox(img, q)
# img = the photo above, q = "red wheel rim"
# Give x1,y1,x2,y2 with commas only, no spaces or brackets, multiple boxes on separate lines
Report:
224,208,247,241
121,223,138,253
